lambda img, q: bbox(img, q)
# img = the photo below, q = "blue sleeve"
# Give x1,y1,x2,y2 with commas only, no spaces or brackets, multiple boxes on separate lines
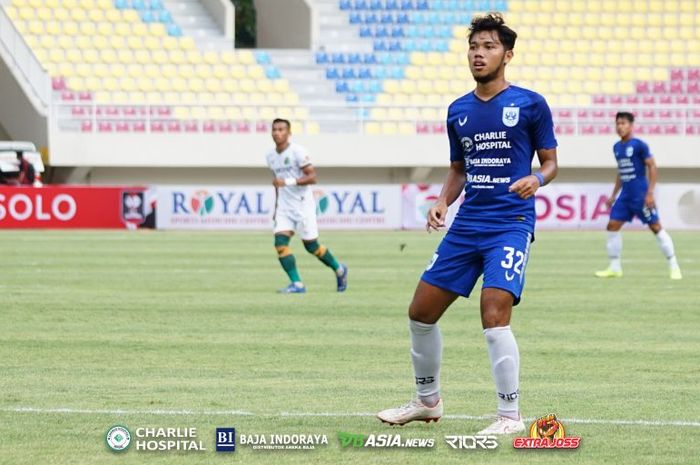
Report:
447,109,462,162
530,96,557,150
639,141,652,159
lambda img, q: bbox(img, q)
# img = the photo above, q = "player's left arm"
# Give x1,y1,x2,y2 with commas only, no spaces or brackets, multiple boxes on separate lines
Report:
509,148,558,199
272,164,317,187
644,157,657,208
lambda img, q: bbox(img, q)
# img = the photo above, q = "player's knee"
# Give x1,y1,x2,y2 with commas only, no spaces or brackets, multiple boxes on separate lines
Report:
274,235,292,257
649,222,662,234
480,298,512,328
303,239,325,257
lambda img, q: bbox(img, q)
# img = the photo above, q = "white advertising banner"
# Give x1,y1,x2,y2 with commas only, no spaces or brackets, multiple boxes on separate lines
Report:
156,185,402,230
402,183,700,230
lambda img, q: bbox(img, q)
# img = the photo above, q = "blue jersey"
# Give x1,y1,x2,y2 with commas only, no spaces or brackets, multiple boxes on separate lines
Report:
613,138,651,199
447,85,557,233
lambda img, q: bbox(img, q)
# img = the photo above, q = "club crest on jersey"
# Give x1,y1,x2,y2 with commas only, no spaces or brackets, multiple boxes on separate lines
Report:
625,146,634,157
502,106,520,127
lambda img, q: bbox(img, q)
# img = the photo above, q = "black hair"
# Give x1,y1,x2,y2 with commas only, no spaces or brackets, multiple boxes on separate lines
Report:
615,112,635,123
468,13,517,51
272,118,291,130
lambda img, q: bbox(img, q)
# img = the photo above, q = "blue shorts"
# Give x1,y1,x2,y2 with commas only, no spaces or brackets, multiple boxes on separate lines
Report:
421,229,533,306
610,197,659,225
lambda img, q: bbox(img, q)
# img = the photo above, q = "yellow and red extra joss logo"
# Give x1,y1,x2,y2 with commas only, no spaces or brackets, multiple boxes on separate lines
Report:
513,414,581,449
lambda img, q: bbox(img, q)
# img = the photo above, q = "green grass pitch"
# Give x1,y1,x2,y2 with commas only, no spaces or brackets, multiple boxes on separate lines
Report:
1,229,699,465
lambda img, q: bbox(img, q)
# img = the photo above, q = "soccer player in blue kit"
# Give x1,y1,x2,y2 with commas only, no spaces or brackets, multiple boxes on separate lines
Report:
595,112,682,280
377,14,558,434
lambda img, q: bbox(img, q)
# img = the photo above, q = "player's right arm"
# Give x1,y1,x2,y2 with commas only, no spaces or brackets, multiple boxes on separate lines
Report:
606,175,622,209
427,160,466,232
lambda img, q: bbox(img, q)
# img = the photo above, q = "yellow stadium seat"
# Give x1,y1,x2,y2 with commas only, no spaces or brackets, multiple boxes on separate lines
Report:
405,66,421,80
237,51,255,65
284,93,299,105
171,78,186,92
134,50,151,65
149,23,166,37
211,64,227,79
97,0,111,8
117,49,134,63
115,23,130,36
257,80,273,93
303,122,320,135
176,38,194,52
230,65,246,79
152,50,168,65
187,51,202,64
443,53,458,66
273,80,289,93
137,77,154,92
239,79,255,93
205,78,222,93
222,79,239,93
48,48,65,63
220,50,237,64
417,80,433,94
83,49,99,64
161,37,178,51
423,67,437,80
125,64,141,79
381,122,397,135
88,8,104,22
111,92,128,104
18,7,33,20
123,9,139,23
411,52,426,66
84,76,102,91
401,81,417,94
388,108,404,121
158,64,176,79
294,107,310,120
27,20,43,35
119,77,136,92
213,92,231,103
67,77,85,91
169,50,185,64
194,63,213,79
143,36,160,50
179,65,194,79
70,8,86,22
132,23,148,36
203,51,219,65
91,63,109,78
398,122,415,135
427,52,443,66
73,36,90,50
248,65,265,79
105,9,121,22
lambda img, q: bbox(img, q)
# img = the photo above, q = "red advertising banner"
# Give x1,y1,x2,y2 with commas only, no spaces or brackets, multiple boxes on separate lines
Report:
0,186,151,229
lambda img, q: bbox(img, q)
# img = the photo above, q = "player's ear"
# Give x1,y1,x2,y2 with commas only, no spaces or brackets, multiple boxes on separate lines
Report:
504,49,513,65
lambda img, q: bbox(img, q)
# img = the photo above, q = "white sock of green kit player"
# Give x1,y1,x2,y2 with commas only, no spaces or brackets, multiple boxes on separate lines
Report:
410,319,442,407
655,229,679,269
484,325,520,420
607,231,622,272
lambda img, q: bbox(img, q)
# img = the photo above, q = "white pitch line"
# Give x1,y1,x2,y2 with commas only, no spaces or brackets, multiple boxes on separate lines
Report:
2,407,699,428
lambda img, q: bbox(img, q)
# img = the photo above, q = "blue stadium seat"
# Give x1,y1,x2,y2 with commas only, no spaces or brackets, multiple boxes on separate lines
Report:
131,0,146,10
326,68,340,79
400,0,414,9
403,39,416,51
373,40,387,51
348,53,361,64
364,13,378,23
397,13,409,23
359,67,372,78
375,26,389,37
417,0,429,9
362,53,378,64
373,66,386,78
114,0,128,9
265,67,281,79
255,51,271,64
158,10,173,23
369,0,382,9
388,40,402,51
385,0,398,9
391,26,405,37
346,94,359,102
350,12,362,24
336,81,350,92
368,81,381,93
331,53,346,63
380,13,393,23
340,0,352,10
361,93,376,102
360,26,372,37
140,10,155,23
167,24,182,36
149,0,164,9
316,52,329,64
342,68,357,79
354,0,368,9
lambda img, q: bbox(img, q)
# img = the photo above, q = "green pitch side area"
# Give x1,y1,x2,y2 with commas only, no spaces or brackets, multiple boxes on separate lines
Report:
1,230,699,465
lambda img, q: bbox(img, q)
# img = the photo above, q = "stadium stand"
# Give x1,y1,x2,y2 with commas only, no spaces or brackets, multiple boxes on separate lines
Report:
2,0,315,134
1,0,699,136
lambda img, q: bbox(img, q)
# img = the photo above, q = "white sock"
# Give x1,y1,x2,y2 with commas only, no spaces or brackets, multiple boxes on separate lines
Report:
484,325,520,420
410,319,442,407
655,229,679,268
607,231,622,272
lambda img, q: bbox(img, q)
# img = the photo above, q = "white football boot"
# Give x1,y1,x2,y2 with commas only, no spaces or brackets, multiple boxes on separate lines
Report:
377,398,443,426
477,415,526,435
